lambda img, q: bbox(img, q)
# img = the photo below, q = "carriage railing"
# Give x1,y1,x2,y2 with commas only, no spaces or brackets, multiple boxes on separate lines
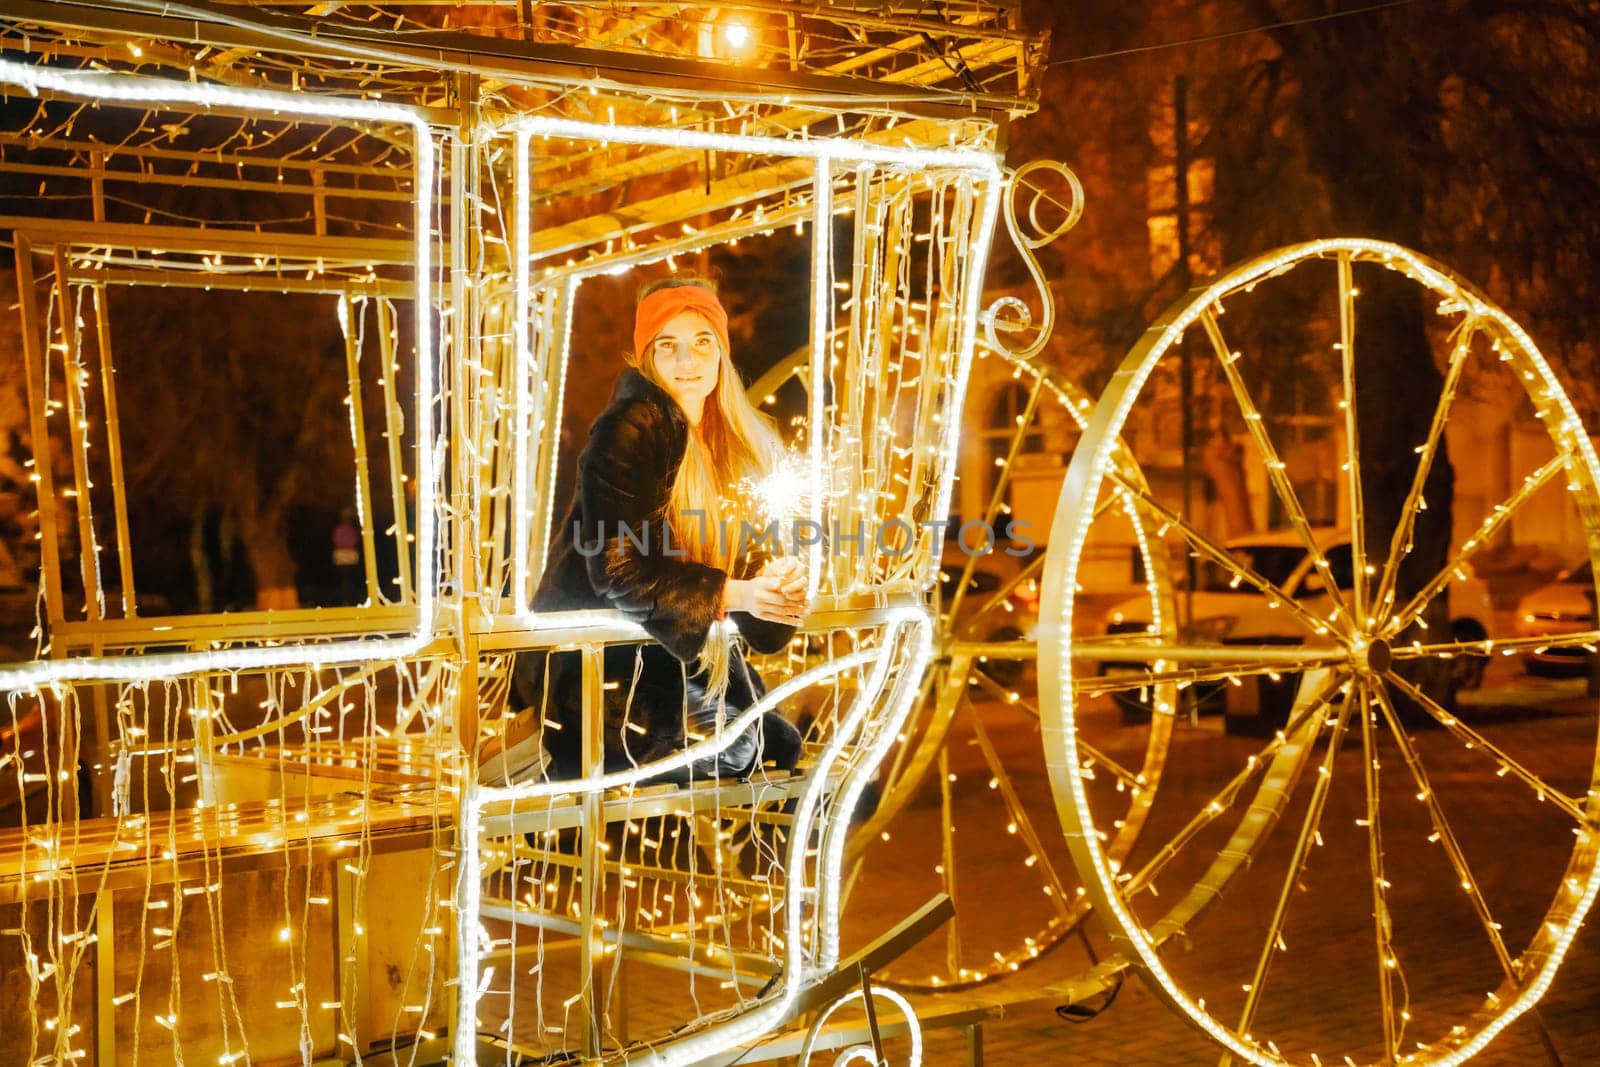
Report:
0,653,461,1061
457,596,931,1062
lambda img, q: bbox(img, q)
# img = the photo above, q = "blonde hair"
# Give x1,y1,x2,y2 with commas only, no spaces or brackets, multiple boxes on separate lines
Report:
630,280,784,693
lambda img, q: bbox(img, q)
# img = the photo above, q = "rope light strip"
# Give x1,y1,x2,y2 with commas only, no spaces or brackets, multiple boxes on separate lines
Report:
0,58,439,688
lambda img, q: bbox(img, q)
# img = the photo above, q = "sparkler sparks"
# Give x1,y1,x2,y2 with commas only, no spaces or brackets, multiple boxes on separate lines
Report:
741,450,811,530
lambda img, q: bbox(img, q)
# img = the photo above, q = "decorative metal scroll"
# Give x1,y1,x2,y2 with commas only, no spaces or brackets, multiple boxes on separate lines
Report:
981,159,1085,359
799,981,925,1066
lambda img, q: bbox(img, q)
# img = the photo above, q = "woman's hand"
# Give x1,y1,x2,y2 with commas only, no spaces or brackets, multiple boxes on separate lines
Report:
725,558,809,624
760,555,806,590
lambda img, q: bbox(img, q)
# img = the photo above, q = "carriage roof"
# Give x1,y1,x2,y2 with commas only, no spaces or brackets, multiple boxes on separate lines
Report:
1,1,1045,266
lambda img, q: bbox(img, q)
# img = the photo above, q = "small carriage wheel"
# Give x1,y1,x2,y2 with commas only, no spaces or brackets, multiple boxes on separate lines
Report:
835,348,1177,991
1040,239,1600,1065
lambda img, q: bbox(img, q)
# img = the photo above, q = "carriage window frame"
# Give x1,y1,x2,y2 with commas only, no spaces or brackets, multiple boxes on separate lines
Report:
13,228,427,651
505,117,1003,622
0,63,436,679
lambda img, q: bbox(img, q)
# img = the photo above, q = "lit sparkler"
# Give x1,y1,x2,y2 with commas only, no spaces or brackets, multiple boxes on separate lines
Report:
742,449,810,531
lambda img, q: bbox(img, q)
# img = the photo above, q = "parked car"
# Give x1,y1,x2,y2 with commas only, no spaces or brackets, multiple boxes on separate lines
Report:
1101,528,1493,732
1514,560,1597,675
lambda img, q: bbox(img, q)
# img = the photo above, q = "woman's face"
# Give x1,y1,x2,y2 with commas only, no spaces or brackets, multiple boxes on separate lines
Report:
649,309,722,421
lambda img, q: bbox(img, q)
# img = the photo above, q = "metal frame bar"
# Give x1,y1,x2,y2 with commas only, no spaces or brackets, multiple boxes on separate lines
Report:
0,820,444,903
0,156,414,204
54,249,103,622
374,295,414,605
339,293,384,605
479,771,816,838
14,235,67,629
0,216,416,263
0,0,1035,118
90,283,136,617
479,897,780,986
49,604,419,650
578,643,605,1059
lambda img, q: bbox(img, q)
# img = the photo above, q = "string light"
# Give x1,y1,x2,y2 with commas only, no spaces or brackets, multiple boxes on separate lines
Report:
18,19,1589,1067
1041,237,1600,1067
0,55,452,1066
0,59,439,686
503,116,1000,624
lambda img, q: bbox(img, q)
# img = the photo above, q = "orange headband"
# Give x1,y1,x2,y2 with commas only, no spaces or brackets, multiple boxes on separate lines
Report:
633,285,730,365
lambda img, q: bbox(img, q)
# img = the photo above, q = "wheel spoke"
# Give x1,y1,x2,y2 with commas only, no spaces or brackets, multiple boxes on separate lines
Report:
1369,683,1520,977
1093,480,1134,520
1392,628,1600,661
1071,631,1172,650
1357,679,1405,1060
1233,693,1353,1045
972,669,1145,791
1337,253,1372,626
1143,671,1346,949
1199,307,1356,631
879,666,944,788
953,550,1046,638
978,371,1046,531
1381,669,1589,824
1370,317,1476,623
1386,450,1571,636
1074,653,1345,701
968,660,1041,711
965,702,1076,920
848,660,960,853
937,745,964,977
1089,643,1344,666
945,374,1046,626
1121,670,1348,900
1101,470,1350,643
1096,474,1170,564
1072,738,1146,795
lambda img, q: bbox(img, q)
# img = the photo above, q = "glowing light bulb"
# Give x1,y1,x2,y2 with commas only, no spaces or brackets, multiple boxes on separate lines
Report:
722,19,753,54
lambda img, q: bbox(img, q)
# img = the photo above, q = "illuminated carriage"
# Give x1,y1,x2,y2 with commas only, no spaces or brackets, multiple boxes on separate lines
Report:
0,4,1029,1063
1,4,1597,1067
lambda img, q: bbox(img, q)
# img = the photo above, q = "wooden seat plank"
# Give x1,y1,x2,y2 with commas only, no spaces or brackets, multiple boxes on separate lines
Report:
0,787,450,897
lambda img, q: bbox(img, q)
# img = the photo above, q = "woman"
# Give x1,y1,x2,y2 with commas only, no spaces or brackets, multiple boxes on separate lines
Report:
495,277,809,783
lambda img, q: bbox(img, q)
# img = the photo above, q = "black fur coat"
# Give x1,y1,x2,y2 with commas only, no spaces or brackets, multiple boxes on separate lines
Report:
511,369,795,776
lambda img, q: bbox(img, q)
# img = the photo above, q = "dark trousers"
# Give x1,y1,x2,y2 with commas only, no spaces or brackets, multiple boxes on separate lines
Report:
650,708,803,784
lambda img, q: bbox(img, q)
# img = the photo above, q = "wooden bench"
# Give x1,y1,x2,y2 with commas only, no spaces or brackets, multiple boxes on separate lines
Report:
0,787,449,899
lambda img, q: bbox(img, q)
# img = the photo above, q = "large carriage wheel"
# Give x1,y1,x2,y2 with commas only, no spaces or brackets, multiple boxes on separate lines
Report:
1042,239,1600,1065
836,347,1178,990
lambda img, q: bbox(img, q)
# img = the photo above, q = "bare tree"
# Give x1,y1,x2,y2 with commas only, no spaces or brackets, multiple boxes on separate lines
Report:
106,286,355,611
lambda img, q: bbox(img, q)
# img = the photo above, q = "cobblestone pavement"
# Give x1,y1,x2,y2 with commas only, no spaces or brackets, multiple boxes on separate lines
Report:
839,671,1600,1066
487,670,1599,1066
